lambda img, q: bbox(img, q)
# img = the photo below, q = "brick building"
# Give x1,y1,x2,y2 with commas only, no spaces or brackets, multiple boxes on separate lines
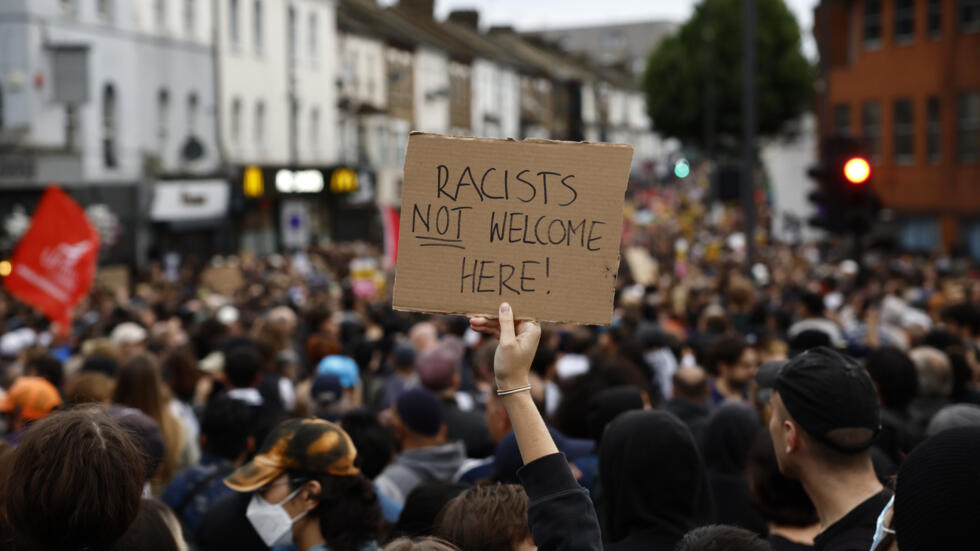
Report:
814,0,980,253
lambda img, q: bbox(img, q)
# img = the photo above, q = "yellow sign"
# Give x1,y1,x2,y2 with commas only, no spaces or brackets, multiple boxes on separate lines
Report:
243,165,264,198
330,168,358,194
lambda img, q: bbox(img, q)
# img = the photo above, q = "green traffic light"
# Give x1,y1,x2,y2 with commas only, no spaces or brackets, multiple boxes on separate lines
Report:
674,159,690,179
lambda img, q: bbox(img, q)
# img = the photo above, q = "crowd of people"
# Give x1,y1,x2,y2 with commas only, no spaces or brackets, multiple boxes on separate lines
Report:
0,181,979,551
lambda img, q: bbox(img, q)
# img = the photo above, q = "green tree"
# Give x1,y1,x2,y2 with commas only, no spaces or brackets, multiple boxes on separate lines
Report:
643,0,812,153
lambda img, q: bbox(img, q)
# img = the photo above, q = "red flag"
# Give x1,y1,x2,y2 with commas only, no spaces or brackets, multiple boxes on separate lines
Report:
3,186,100,331
382,206,400,270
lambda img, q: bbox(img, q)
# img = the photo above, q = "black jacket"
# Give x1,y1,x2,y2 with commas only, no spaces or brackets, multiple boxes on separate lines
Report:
518,453,602,551
194,491,266,551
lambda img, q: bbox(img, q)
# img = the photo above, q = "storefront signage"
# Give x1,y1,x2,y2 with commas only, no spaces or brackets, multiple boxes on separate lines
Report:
330,168,359,194
243,165,264,198
276,169,324,193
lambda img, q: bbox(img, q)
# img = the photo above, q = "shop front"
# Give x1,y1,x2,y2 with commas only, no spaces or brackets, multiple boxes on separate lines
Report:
149,179,234,262
233,165,380,255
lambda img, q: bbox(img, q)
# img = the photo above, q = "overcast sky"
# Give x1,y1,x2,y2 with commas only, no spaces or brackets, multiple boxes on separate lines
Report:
379,0,820,59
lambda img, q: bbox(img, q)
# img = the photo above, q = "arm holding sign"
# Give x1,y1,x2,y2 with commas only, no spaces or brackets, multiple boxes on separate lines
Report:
470,304,602,551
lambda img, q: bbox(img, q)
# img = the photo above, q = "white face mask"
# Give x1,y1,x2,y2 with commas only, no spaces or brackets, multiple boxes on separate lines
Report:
246,486,309,548
870,495,895,551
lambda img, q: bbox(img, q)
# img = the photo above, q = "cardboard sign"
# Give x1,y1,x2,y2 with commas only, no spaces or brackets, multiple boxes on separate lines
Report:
393,133,633,325
201,266,245,296
96,265,130,294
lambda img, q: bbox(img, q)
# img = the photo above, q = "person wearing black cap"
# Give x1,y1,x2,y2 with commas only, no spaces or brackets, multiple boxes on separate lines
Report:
375,388,467,505
757,347,891,551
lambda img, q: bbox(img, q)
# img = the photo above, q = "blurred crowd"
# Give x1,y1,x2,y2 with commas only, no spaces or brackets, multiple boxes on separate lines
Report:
0,179,979,551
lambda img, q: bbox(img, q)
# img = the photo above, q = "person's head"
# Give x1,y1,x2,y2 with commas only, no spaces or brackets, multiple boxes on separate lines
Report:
110,498,187,551
599,410,711,544
674,525,772,551
107,405,166,482
701,402,761,475
311,373,351,421
4,408,144,551
384,537,460,551
392,342,417,374
200,395,255,462
940,302,980,339
225,417,380,550
410,322,439,353
586,386,644,443
113,353,167,419
758,347,880,481
908,346,953,399
25,354,64,392
433,484,534,551
926,403,980,436
746,430,818,528
393,388,446,448
864,346,919,411
799,291,825,319
706,335,756,390
65,372,116,406
340,408,396,480
891,427,980,551
0,376,62,432
396,481,469,538
417,343,461,396
672,365,709,404
224,346,263,389
111,322,149,362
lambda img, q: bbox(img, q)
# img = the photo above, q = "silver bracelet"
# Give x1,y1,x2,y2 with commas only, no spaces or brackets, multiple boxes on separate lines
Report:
496,384,532,396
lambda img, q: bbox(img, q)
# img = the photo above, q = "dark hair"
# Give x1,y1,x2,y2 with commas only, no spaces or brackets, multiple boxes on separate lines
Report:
340,409,395,480
940,303,980,336
433,484,531,551
553,358,650,439
201,395,254,460
224,347,262,388
26,354,64,391
289,473,381,551
746,430,818,527
864,346,918,411
161,345,199,402
675,525,772,551
4,407,145,551
530,346,557,378
704,334,747,376
800,292,825,318
65,372,116,406
110,498,181,551
396,481,469,538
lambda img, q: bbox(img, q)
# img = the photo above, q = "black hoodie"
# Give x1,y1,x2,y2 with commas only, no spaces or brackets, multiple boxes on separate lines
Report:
599,410,714,551
700,401,768,535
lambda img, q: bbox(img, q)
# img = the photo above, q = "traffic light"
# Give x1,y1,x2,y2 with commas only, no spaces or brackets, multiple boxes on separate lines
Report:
806,137,879,234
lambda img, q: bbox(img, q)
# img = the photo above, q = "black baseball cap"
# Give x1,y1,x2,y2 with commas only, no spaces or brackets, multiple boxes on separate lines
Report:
756,346,880,453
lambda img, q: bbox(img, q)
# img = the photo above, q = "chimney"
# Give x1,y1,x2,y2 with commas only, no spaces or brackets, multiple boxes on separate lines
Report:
398,0,434,17
488,25,516,35
448,10,479,29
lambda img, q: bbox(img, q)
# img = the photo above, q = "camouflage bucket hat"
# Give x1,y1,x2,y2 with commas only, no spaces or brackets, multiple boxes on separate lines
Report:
225,417,360,492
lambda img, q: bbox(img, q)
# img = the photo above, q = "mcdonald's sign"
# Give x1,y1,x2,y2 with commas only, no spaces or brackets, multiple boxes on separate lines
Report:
243,165,264,198
330,168,358,194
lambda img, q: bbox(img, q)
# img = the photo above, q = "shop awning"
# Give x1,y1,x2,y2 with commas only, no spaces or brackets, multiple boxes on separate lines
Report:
151,180,229,222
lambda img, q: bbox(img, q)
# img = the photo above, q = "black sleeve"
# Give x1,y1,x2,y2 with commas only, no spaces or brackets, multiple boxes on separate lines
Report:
518,453,603,551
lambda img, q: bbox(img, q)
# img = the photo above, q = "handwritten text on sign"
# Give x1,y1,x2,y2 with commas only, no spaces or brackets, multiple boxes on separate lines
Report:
392,134,633,325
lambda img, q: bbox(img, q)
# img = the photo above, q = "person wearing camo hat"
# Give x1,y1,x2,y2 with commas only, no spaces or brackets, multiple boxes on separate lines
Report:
224,417,382,551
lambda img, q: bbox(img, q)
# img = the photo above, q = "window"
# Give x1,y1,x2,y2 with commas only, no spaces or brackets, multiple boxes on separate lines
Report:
98,0,112,23
288,7,297,61
231,97,242,147
962,0,980,32
253,0,263,55
229,0,240,46
310,107,320,155
958,92,979,162
928,0,942,37
187,92,199,135
894,0,915,42
103,84,118,168
254,101,265,149
864,0,882,47
834,104,851,136
927,96,941,162
157,89,170,154
184,0,195,38
862,101,882,162
367,54,376,97
155,0,166,30
0,84,5,129
309,13,318,65
893,99,915,163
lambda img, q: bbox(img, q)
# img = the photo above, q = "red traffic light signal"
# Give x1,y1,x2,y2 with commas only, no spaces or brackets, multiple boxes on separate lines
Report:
843,157,871,185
